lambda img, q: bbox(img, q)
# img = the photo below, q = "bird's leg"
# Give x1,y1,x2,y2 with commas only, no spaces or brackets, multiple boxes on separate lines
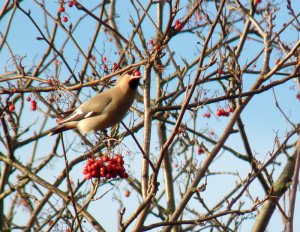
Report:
101,129,114,152
102,129,109,137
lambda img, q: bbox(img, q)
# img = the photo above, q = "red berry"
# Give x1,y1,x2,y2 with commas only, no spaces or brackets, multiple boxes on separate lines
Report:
197,147,205,155
223,111,230,117
203,112,211,118
31,100,37,111
102,155,109,162
88,166,93,172
110,157,117,164
47,79,53,85
106,165,113,173
58,6,65,13
255,0,261,4
26,96,31,102
62,16,68,22
121,172,129,179
111,163,117,170
103,64,108,70
148,39,154,45
112,63,118,71
124,190,131,197
116,156,124,165
91,55,96,61
87,158,95,166
9,104,15,112
56,117,63,123
227,107,233,113
216,109,222,117
133,70,141,77
91,163,98,170
297,93,300,100
97,160,104,167
111,171,118,178
174,20,183,31
102,57,107,62
82,168,88,175
217,69,223,75
100,167,107,177
106,173,112,179
91,170,99,178
73,0,78,6
153,44,160,50
84,173,92,180
68,1,74,7
116,165,125,174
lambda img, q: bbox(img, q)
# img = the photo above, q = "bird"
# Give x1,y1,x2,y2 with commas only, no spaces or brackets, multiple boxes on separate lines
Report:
49,71,141,136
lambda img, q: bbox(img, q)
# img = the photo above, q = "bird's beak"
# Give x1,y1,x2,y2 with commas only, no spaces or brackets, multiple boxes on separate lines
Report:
128,69,141,89
130,74,141,80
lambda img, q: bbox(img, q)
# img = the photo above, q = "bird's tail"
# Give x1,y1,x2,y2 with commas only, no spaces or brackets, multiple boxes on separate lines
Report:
49,123,77,136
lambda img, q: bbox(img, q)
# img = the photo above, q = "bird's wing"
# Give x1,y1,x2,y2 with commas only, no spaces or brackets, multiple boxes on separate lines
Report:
59,92,113,124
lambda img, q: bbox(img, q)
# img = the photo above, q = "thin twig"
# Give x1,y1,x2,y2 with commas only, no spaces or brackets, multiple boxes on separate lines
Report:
60,133,84,232
121,121,156,172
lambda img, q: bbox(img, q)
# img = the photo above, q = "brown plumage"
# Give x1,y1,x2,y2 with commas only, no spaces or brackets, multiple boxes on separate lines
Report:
49,72,141,136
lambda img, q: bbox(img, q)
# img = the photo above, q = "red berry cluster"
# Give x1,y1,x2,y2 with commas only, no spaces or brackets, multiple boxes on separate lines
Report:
112,63,118,71
26,96,37,111
82,155,128,180
101,56,119,72
174,20,183,31
30,100,37,111
148,39,161,51
203,112,211,118
58,1,78,23
197,147,205,155
216,107,233,117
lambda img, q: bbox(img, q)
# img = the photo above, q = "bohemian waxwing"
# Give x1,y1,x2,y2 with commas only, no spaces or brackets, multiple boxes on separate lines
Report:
49,71,141,136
